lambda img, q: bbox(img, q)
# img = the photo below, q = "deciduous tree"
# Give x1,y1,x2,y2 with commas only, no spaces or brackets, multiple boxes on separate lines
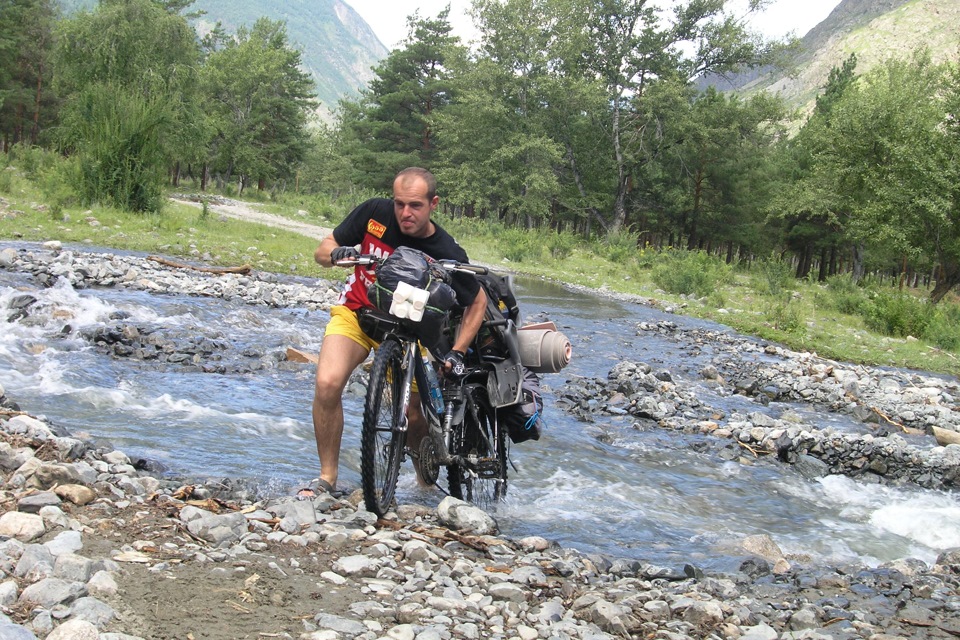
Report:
201,18,315,194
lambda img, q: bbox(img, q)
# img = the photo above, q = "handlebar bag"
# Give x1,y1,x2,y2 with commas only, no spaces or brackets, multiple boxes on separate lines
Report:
367,246,457,350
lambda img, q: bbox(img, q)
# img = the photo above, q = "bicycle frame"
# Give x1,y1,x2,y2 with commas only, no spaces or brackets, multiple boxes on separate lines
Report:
345,252,510,513
368,311,504,474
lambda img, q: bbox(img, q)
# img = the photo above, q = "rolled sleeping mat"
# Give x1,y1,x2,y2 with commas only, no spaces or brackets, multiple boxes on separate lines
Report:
517,328,572,373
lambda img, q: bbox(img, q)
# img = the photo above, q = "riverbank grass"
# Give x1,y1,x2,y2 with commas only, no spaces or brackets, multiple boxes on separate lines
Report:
0,168,323,277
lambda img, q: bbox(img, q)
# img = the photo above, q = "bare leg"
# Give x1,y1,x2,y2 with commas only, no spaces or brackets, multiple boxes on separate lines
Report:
406,395,430,485
312,334,370,489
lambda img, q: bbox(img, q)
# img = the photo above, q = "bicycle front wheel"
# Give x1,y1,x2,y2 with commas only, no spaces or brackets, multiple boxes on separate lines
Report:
361,337,407,517
448,384,507,507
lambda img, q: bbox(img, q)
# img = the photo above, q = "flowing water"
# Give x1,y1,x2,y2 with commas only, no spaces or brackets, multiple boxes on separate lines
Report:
2,246,959,572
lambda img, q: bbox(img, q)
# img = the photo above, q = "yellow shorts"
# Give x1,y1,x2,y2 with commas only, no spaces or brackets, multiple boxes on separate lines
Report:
324,305,379,352
324,305,424,393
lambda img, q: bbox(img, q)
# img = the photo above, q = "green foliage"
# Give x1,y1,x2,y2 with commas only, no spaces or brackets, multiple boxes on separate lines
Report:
651,249,732,297
925,304,960,351
765,297,804,334
546,231,577,260
0,0,58,147
754,255,796,297
0,169,12,194
61,84,170,212
8,144,58,180
201,18,316,193
861,291,931,338
600,230,640,263
823,275,866,315
496,227,541,263
342,9,464,188
5,145,76,209
54,0,203,212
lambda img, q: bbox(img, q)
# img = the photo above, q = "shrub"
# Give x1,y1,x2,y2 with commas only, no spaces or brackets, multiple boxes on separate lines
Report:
600,230,640,263
60,85,169,212
923,303,960,351
546,231,577,260
824,274,867,315
754,255,795,296
766,297,804,334
651,249,733,297
497,227,541,263
861,291,931,338
8,144,59,180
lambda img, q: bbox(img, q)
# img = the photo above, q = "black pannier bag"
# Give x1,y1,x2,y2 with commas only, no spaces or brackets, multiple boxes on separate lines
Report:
497,366,544,443
474,273,547,443
366,247,457,352
475,272,521,361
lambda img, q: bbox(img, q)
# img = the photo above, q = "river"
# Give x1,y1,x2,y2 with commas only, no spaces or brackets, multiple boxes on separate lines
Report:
1,243,959,573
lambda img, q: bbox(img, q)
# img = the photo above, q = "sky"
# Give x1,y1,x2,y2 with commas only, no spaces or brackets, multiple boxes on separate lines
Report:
346,0,844,51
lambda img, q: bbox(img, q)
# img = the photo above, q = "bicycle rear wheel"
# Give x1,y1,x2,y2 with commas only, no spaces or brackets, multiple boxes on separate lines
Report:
361,338,407,517
448,384,507,506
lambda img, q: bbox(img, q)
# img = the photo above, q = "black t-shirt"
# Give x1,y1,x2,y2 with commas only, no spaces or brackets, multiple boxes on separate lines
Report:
332,198,480,310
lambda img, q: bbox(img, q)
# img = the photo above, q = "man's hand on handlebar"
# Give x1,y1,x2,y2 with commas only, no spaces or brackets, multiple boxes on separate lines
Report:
330,246,360,264
442,349,465,376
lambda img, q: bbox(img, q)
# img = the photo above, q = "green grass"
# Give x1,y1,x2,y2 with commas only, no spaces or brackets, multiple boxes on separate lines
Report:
2,161,958,377
0,168,323,278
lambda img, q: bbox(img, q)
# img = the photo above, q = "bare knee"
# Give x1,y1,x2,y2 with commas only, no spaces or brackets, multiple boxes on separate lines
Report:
314,373,345,410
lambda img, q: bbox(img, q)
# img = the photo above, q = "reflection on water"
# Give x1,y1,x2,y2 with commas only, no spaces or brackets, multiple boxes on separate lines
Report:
1,256,958,570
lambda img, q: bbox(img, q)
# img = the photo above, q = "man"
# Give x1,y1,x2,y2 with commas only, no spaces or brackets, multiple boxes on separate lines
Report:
307,167,487,496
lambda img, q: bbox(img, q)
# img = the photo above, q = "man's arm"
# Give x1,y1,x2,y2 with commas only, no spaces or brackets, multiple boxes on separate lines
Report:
314,235,339,268
451,287,487,354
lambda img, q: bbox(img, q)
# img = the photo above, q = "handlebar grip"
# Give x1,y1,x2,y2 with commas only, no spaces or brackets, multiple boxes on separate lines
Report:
437,259,488,275
334,255,379,267
482,317,508,328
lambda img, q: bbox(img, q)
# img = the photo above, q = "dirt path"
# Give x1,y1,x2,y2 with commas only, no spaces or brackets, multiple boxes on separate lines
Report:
171,195,334,241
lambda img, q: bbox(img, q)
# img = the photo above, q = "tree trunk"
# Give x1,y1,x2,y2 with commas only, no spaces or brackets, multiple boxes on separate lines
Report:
610,98,628,233
563,141,606,236
14,104,25,145
851,243,866,284
930,260,960,304
796,244,813,279
200,163,208,192
818,247,828,282
32,61,44,145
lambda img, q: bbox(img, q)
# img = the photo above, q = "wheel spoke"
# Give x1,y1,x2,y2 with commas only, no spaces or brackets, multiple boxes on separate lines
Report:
448,385,507,507
361,339,407,516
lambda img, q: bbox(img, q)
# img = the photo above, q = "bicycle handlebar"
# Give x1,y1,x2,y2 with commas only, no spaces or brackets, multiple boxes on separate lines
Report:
334,255,380,268
334,254,489,276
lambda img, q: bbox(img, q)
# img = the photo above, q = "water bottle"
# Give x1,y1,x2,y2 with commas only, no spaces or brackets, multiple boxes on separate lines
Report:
422,355,445,414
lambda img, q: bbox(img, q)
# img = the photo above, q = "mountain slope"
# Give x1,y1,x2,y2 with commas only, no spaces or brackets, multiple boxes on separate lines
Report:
707,0,960,120
58,0,389,115
190,0,388,112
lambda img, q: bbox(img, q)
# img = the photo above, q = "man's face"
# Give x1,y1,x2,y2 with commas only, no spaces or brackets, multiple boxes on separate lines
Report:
393,176,438,238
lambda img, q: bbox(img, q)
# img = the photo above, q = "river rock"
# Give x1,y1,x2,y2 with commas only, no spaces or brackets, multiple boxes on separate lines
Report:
0,512,45,541
436,497,498,534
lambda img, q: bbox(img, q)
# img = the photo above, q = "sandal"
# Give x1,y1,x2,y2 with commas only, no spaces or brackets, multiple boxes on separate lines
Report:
296,478,342,500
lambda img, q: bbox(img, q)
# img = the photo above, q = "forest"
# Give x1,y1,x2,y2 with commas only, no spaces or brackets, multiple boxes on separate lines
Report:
1,0,960,308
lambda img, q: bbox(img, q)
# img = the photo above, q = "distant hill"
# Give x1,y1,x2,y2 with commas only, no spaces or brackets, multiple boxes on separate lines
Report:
58,0,389,116
701,0,960,121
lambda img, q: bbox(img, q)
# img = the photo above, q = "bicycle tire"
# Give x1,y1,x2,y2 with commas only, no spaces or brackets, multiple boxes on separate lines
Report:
361,337,407,516
448,384,507,506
